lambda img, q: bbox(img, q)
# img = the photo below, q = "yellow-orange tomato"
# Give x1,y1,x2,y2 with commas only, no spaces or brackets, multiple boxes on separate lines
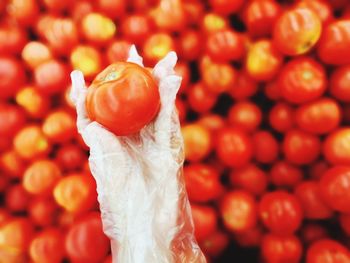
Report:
323,128,350,165
53,173,97,214
70,45,102,79
81,13,116,45
16,86,50,118
23,160,61,195
21,41,52,69
273,7,322,56
246,39,283,81
182,123,212,162
143,33,175,65
8,0,39,26
202,13,228,34
42,110,77,143
13,125,50,160
0,150,25,178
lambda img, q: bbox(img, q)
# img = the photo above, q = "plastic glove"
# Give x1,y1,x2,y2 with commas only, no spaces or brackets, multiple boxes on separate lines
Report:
70,46,206,263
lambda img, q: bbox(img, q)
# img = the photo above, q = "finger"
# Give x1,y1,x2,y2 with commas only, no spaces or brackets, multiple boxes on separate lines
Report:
152,51,177,82
127,45,144,67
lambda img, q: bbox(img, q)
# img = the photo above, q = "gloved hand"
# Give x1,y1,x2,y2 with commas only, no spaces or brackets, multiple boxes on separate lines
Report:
70,46,206,263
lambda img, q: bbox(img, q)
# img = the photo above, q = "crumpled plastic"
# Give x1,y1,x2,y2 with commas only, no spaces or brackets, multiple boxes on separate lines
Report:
70,46,206,263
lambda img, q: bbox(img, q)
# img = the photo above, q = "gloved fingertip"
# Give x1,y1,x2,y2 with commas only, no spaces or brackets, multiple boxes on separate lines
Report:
70,70,85,104
127,45,144,67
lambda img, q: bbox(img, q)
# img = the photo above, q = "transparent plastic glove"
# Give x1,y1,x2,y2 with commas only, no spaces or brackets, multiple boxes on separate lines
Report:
70,46,206,263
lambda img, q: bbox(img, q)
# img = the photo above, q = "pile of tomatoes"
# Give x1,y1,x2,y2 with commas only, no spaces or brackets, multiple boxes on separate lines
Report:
1,0,350,262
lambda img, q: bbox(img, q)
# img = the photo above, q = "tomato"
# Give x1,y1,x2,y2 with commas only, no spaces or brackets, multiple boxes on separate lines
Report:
178,30,202,61
191,204,218,242
317,20,350,65
65,212,110,263
106,40,132,64
216,128,253,168
252,131,279,164
55,144,86,171
228,101,262,133
23,160,61,196
220,190,257,232
330,65,350,102
0,150,25,178
296,0,333,25
295,181,333,219
308,160,329,180
319,166,350,213
278,57,327,104
273,7,321,56
201,13,228,34
301,224,329,245
42,0,70,12
198,114,226,134
29,198,58,227
70,1,94,22
0,25,27,55
282,129,321,165
5,184,30,212
323,128,350,165
70,45,102,79
0,209,10,227
306,239,350,263
53,173,97,214
0,103,26,138
229,71,257,100
29,228,65,263
86,62,160,136
182,124,212,162
97,0,126,19
340,214,350,236
269,103,295,133
184,163,224,202
246,39,283,81
187,83,217,113
121,15,153,45
8,0,39,26
209,0,245,15
264,80,281,101
270,161,303,189
0,56,26,99
259,191,303,234
143,33,175,66
261,234,302,263
229,164,267,196
243,0,281,38
199,231,229,257
234,226,263,247
295,98,341,134
81,13,116,45
21,41,52,69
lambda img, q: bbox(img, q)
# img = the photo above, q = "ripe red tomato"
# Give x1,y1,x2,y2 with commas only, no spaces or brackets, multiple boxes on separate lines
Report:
317,20,350,65
209,0,245,15
0,25,27,55
0,56,26,99
229,70,258,100
295,98,341,134
178,30,202,61
228,101,262,133
29,198,58,227
106,40,131,64
234,225,263,247
0,150,25,178
187,83,217,113
0,104,26,138
261,234,303,263
301,224,329,244
65,212,110,263
296,0,333,25
259,191,303,234
306,239,350,263
199,231,229,257
294,181,333,219
220,190,257,232
330,65,350,102
8,0,39,26
121,15,153,45
55,144,86,171
278,57,327,104
86,62,160,136
229,164,267,196
308,160,329,180
184,163,224,202
216,128,253,168
191,204,218,242
269,103,295,133
143,33,175,66
282,129,321,165
252,131,279,164
97,0,126,19
323,128,350,165
273,7,321,55
5,184,30,212
270,161,303,189
319,166,350,213
198,114,226,134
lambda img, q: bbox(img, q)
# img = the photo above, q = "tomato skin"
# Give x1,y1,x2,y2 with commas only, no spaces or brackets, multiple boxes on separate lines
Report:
65,212,110,263
330,65,350,102
216,128,253,168
229,164,267,196
209,0,245,15
273,7,321,56
178,30,202,61
294,181,333,219
8,0,39,26
199,231,229,257
5,184,30,212
29,198,58,227
191,204,218,242
184,164,224,202
295,98,341,134
270,161,303,189
15,86,50,118
81,13,116,45
301,224,329,244
261,234,302,263
306,239,350,263
269,103,295,133
0,56,26,99
296,0,333,25
259,191,303,234
86,62,160,136
97,0,126,19
121,15,153,45
198,114,226,134
0,104,26,138
283,129,321,165
106,40,132,64
317,20,350,65
143,33,175,66
234,225,263,247
229,71,258,100
323,128,350,165
0,150,25,178
0,25,27,55
55,144,86,171
319,166,350,213
228,101,262,133
252,131,279,164
278,57,327,104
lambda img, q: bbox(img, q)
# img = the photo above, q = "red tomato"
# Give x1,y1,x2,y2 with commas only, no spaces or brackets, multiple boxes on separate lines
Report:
97,0,126,19
191,204,218,242
65,212,110,263
295,98,341,134
229,70,258,100
323,128,350,165
264,80,281,101
216,128,253,168
234,225,263,247
340,214,350,236
229,164,267,196
308,160,329,180
198,114,226,134
121,15,153,45
319,166,350,213
228,101,262,133
278,57,327,104
0,25,27,55
86,62,160,136
55,144,86,171
270,161,303,189
0,150,25,178
261,234,302,263
0,104,26,138
252,131,279,164
106,40,132,64
243,0,281,38
0,56,26,99
199,231,229,257
5,184,30,212
273,7,321,55
8,0,39,26
294,181,333,219
306,239,350,263
178,30,202,61
70,1,94,22
29,198,58,227
209,0,245,15
259,191,303,234
317,20,350,65
269,103,295,133
220,191,257,233
330,65,350,102
301,224,329,244
282,129,321,165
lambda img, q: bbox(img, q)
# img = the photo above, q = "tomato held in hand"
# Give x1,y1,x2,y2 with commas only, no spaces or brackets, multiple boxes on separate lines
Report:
86,62,160,136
